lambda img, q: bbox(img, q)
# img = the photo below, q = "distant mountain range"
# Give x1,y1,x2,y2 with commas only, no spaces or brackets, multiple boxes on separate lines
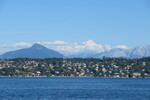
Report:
0,43,150,59
68,45,150,58
0,43,64,59
90,45,150,58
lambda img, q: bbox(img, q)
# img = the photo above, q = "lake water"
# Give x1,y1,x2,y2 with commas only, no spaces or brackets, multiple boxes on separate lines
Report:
0,77,150,100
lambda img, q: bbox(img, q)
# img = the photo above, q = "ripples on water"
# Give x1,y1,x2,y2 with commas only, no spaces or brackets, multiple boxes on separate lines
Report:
0,77,150,100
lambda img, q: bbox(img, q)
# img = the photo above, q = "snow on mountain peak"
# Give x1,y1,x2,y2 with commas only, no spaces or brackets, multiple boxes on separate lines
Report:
81,40,104,52
83,40,97,45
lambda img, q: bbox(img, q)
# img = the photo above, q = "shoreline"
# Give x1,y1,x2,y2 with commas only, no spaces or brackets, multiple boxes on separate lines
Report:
0,76,148,78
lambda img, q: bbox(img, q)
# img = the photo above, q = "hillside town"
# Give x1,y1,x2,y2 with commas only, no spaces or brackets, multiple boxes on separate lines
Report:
0,57,150,78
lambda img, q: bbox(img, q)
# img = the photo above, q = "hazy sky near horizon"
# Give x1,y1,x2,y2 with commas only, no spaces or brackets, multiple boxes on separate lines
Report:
0,0,150,47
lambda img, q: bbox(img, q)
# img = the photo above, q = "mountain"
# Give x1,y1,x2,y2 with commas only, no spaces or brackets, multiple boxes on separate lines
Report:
0,43,64,59
92,48,129,58
91,45,150,58
1,42,150,59
67,51,98,58
42,40,109,56
129,45,150,58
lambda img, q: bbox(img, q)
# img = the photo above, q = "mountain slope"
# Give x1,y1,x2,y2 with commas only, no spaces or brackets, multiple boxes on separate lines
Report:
129,45,150,58
92,48,129,58
91,45,150,58
68,51,98,58
0,43,64,59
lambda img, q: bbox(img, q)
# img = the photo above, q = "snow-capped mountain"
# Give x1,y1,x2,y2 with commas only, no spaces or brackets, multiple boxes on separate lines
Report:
129,45,150,58
91,45,150,58
45,40,109,56
92,48,130,58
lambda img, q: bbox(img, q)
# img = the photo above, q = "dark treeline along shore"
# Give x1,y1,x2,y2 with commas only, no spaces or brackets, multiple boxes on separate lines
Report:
0,57,150,78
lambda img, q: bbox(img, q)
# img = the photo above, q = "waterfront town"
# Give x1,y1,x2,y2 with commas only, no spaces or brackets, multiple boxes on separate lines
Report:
0,57,150,78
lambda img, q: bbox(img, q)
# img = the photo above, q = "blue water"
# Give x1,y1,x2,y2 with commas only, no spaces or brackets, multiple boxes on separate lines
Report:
0,77,150,100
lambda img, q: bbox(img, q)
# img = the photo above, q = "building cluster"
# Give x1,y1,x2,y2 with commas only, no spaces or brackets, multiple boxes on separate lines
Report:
0,58,150,78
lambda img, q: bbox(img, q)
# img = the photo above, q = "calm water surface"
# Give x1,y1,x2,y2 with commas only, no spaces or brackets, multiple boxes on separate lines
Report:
0,77,150,100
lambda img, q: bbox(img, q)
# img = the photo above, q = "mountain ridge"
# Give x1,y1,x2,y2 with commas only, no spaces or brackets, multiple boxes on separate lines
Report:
0,43,64,59
91,45,150,58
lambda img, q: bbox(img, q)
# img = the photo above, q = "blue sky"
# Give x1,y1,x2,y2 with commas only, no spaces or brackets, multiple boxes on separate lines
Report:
0,0,150,47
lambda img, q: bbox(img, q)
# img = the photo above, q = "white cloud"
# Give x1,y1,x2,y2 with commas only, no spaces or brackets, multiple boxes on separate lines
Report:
83,40,97,45
105,45,112,51
116,45,129,49
13,42,31,47
41,41,69,45
0,43,31,54
46,40,107,56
